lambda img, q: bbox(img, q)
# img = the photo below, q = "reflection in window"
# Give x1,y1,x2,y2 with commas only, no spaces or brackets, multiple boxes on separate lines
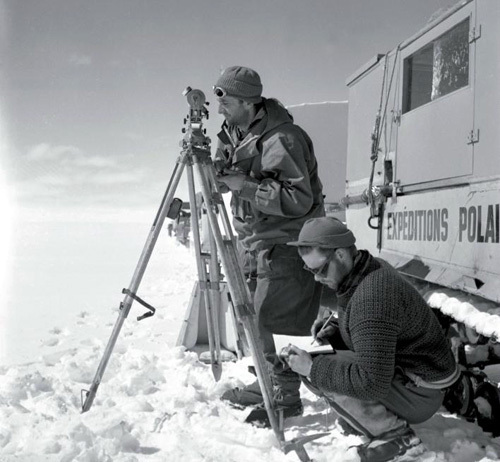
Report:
403,18,470,113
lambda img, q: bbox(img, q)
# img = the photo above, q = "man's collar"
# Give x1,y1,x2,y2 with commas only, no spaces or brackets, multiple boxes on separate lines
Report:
240,101,265,135
337,250,372,295
223,101,266,142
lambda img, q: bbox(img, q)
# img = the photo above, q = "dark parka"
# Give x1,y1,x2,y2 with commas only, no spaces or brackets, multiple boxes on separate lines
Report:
215,97,325,251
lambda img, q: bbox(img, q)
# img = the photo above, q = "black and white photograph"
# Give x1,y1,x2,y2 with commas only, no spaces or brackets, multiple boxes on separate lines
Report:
0,1,499,461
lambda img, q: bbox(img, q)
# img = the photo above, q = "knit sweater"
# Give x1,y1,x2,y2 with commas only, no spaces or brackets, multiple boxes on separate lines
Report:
309,251,457,401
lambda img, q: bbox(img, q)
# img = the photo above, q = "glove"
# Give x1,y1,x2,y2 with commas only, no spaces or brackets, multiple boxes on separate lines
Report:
311,313,338,346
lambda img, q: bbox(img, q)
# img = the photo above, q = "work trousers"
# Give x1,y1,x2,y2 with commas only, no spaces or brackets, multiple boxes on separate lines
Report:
242,243,322,359
304,353,445,438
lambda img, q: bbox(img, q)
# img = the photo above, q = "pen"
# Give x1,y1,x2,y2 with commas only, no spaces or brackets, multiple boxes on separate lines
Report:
311,311,335,345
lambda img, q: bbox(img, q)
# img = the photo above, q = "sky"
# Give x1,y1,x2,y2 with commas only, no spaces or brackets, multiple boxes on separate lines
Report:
0,0,461,222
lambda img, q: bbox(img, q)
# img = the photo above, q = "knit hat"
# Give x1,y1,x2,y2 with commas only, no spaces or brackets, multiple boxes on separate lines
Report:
287,217,356,248
215,66,263,103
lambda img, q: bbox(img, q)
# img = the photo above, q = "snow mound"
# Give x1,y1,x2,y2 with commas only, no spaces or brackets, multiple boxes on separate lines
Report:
425,290,500,340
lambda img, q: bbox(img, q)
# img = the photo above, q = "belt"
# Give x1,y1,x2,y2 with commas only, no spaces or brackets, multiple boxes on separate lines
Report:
405,364,461,389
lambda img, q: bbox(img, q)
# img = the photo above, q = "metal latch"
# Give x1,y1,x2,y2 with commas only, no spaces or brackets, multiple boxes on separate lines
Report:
469,25,481,43
391,110,401,126
467,129,480,145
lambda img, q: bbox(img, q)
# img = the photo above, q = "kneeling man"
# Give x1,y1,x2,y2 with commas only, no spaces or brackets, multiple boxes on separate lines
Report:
282,217,459,462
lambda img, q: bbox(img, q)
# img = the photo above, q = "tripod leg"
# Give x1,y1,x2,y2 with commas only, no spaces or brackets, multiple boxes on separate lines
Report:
81,158,186,413
207,227,223,363
192,156,285,444
186,162,222,381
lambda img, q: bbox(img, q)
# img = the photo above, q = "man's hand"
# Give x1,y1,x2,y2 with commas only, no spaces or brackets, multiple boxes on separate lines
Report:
279,344,313,377
311,313,337,345
216,170,246,191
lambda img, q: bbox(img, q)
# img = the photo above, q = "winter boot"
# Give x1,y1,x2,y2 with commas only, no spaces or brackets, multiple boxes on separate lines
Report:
221,378,264,408
244,368,303,426
221,362,272,408
356,425,425,462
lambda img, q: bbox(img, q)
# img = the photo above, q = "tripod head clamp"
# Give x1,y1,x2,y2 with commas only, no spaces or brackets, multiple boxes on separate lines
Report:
181,87,211,155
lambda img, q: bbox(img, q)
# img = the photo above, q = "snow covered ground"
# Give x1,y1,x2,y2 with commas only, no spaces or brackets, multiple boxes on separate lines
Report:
1,236,500,462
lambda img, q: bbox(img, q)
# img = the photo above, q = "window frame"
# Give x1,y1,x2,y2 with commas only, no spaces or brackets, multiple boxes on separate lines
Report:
402,17,471,114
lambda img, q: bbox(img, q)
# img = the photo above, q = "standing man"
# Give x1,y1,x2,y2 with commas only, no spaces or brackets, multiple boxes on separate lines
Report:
213,66,325,421
282,217,459,462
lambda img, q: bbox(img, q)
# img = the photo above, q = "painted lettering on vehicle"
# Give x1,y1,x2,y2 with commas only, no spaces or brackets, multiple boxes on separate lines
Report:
387,204,500,243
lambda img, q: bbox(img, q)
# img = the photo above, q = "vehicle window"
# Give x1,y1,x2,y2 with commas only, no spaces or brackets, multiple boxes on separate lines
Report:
403,18,470,113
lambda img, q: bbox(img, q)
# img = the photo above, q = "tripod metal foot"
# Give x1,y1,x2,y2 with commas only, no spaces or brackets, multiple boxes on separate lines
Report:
283,433,330,461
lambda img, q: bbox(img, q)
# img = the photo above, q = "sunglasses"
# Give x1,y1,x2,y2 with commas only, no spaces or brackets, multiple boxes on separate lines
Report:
213,86,227,98
303,254,333,277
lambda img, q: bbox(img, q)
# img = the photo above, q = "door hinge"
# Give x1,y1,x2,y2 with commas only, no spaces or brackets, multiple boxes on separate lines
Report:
467,128,480,145
469,25,481,43
391,110,401,126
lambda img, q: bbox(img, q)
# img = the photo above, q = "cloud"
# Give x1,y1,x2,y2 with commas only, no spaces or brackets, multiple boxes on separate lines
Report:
69,53,92,67
15,143,152,206
37,174,71,187
26,143,80,161
8,141,174,219
26,143,117,168
65,155,117,169
89,170,145,185
25,169,146,191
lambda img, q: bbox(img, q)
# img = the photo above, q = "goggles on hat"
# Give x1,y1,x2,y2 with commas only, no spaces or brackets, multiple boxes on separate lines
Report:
303,254,333,277
213,86,227,98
